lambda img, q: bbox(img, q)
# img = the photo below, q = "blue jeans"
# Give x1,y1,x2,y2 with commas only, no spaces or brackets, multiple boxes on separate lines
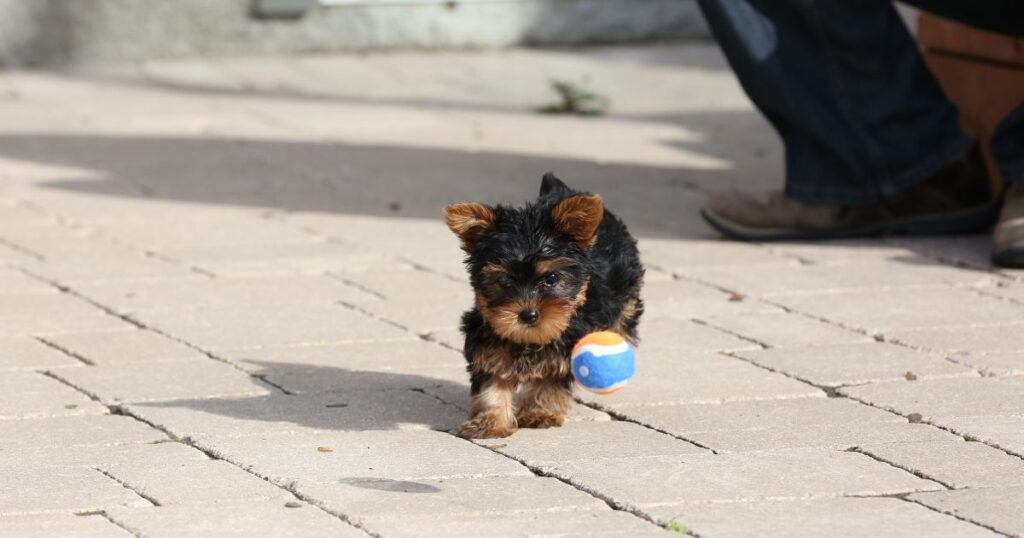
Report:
698,0,1024,205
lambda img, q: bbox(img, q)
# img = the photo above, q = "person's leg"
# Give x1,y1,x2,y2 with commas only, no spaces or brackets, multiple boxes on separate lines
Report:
697,0,973,205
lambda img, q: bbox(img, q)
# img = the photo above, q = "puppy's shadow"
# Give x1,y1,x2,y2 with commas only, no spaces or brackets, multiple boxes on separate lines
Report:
133,360,471,435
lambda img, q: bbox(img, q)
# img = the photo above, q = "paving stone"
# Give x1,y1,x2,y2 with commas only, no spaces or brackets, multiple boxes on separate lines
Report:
228,338,462,371
166,241,394,278
197,429,530,486
353,293,472,333
4,439,209,470
648,497,997,538
0,415,166,449
685,261,991,298
841,377,1024,422
909,487,1024,538
700,312,872,348
0,465,151,515
144,303,409,350
858,438,1024,489
0,513,134,537
365,510,670,538
640,318,762,353
73,275,379,316
98,215,318,251
886,324,1024,355
774,288,1024,333
0,337,82,370
341,268,467,301
640,239,785,270
106,501,367,538
20,249,198,285
53,359,272,404
476,421,707,465
0,293,129,338
43,329,205,365
732,343,977,387
542,449,939,508
642,278,783,320
0,269,54,295
579,352,822,408
126,390,463,438
299,476,606,525
689,422,951,453
938,415,1024,458
949,353,1024,377
619,397,901,435
101,457,292,506
0,371,106,419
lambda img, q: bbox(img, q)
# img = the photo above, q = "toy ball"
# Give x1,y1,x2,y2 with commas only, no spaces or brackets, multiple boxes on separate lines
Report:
571,331,636,395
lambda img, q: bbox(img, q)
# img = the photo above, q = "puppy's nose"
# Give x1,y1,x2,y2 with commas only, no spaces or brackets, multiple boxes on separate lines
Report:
519,308,540,324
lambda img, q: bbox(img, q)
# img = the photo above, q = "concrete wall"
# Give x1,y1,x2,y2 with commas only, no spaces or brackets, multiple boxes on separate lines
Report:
0,0,708,67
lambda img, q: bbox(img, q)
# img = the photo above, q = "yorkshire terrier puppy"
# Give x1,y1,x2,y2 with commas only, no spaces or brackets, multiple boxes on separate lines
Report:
444,173,644,439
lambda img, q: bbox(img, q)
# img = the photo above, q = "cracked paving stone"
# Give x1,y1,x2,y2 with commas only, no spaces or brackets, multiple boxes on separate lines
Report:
0,337,82,371
885,324,1024,355
0,415,166,450
298,476,607,526
649,497,998,538
105,500,367,538
42,329,206,365
577,352,822,408
0,465,152,515
618,396,902,436
51,358,273,404
641,317,762,353
100,457,293,506
0,371,107,419
195,429,530,486
0,513,134,538
642,278,783,320
475,421,708,467
858,437,1024,489
731,342,977,387
688,422,951,453
539,449,941,509
123,390,463,439
700,312,873,348
840,377,1024,422
364,510,671,538
937,414,1024,459
909,487,1024,538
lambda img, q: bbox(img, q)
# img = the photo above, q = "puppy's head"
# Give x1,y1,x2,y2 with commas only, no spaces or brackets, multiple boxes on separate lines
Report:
444,178,602,345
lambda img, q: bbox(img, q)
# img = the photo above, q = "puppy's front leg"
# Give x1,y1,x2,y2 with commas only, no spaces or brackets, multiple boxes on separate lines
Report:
458,375,517,439
516,378,572,429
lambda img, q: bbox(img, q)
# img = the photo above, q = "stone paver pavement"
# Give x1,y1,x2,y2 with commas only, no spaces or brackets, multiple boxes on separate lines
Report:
1,42,1023,536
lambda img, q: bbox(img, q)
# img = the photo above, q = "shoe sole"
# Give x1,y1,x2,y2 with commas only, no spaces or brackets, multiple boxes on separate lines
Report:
701,197,1002,242
992,246,1024,268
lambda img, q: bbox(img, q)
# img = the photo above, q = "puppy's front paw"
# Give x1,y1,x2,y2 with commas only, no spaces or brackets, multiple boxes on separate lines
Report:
457,415,516,439
516,410,565,429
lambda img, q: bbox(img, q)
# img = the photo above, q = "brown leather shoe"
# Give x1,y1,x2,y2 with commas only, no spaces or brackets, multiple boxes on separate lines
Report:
702,146,1001,241
992,183,1024,268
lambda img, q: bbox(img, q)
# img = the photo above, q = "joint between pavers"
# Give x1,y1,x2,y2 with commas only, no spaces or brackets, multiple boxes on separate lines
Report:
464,435,672,534
0,236,46,261
574,398,718,454
36,336,96,366
899,495,1015,538
93,467,161,508
845,446,954,490
95,511,146,538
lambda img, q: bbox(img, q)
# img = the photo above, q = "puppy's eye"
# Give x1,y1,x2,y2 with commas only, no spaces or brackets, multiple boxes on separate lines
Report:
542,273,560,286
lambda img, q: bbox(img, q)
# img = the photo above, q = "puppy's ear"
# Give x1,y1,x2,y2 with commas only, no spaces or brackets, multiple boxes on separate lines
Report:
444,203,496,251
551,194,603,248
539,172,571,198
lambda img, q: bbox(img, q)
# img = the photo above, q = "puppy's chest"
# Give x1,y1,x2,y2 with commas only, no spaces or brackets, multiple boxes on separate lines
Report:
475,342,571,382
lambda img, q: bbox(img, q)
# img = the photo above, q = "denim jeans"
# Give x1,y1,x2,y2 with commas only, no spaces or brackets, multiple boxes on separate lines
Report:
697,0,1024,205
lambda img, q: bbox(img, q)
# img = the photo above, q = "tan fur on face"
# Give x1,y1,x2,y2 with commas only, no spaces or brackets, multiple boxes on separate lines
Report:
551,195,603,248
534,257,576,275
444,203,495,251
476,296,572,345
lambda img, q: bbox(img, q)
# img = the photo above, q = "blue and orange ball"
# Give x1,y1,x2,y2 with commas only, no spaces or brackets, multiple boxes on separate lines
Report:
571,331,636,395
